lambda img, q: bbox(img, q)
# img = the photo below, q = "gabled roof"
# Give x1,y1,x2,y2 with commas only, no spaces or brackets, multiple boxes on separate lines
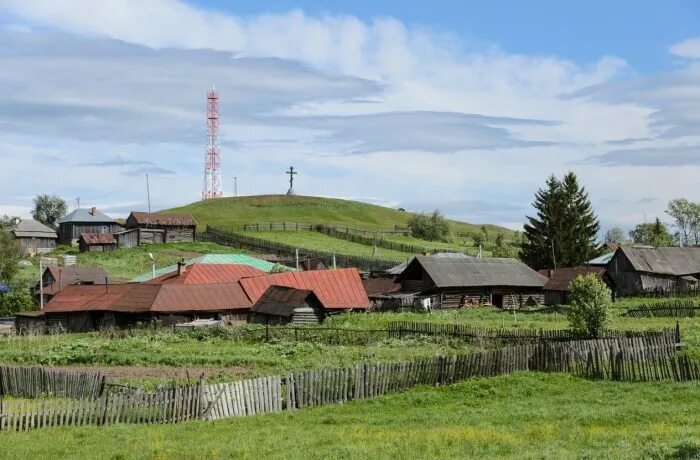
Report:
538,267,606,292
362,278,402,296
146,263,266,285
588,252,614,266
615,246,700,276
398,256,547,288
57,208,116,224
239,268,371,310
251,286,322,317
11,219,57,239
43,282,252,313
386,252,472,276
130,254,294,282
128,212,197,227
43,266,109,294
80,233,116,245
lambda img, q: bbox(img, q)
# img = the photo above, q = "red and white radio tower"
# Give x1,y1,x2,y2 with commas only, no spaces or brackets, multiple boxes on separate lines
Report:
202,86,223,200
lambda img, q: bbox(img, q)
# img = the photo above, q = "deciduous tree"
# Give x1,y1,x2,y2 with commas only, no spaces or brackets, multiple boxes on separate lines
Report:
31,194,67,229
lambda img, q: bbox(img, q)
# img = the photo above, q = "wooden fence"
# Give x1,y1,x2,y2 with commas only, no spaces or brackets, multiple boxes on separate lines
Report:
623,299,700,318
387,321,681,344
241,222,410,237
0,366,104,399
0,330,681,431
205,226,399,271
619,286,700,299
581,350,700,382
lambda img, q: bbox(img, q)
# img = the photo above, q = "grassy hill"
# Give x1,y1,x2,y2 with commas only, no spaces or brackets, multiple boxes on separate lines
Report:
164,195,517,238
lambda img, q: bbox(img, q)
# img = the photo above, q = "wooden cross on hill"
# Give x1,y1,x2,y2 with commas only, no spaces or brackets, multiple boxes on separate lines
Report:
286,166,298,196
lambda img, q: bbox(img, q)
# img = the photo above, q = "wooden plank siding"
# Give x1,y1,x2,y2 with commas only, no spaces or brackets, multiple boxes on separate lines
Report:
58,223,123,245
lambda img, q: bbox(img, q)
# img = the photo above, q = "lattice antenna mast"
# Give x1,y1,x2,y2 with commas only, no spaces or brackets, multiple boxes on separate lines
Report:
202,86,223,200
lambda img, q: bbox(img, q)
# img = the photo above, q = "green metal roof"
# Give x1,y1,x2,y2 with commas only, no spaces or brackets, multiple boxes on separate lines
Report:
130,254,294,282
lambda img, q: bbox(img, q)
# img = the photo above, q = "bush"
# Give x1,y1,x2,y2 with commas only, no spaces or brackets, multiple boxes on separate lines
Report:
567,274,611,337
0,287,34,316
408,210,449,242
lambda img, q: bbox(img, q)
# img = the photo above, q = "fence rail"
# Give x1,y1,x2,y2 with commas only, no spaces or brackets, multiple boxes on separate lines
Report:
240,222,411,236
0,329,682,431
623,299,700,318
0,366,104,399
205,226,400,271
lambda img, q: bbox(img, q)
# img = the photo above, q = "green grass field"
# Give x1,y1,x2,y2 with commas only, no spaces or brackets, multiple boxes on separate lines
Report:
241,230,415,262
1,373,698,459
165,194,516,238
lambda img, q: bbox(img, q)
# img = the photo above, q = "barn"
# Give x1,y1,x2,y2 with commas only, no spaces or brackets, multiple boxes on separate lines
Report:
538,267,609,305
606,246,700,296
57,208,122,245
78,233,117,252
249,286,326,325
125,212,197,244
396,256,546,309
10,219,57,255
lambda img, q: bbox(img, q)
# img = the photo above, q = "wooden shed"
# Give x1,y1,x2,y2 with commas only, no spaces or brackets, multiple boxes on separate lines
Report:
10,219,57,255
125,212,197,244
33,266,109,304
396,256,546,309
79,233,117,252
250,286,326,325
57,208,122,245
607,246,700,296
538,267,609,305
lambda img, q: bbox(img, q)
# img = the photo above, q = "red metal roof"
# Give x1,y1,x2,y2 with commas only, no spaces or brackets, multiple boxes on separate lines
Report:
146,263,266,285
239,268,370,310
80,233,116,245
44,282,251,313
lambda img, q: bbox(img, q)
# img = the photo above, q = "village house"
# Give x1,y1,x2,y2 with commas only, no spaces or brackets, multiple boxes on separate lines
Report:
396,256,547,309
57,208,122,245
606,246,700,296
249,286,326,325
78,233,117,252
121,212,197,247
538,266,609,305
32,266,109,304
10,219,57,255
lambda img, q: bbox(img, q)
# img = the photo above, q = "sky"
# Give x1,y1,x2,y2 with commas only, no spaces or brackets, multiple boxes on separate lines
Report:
0,1,699,233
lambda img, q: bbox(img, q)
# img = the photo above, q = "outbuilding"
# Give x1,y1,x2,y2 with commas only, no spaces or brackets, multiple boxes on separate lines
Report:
57,208,122,245
125,212,197,244
249,286,326,325
79,233,117,252
538,266,608,305
10,219,57,255
396,256,546,309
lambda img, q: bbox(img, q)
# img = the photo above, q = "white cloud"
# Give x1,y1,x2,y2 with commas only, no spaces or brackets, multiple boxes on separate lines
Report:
0,0,698,230
670,37,700,59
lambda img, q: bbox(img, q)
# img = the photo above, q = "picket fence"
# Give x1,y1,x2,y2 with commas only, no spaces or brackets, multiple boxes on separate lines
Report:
0,329,682,431
582,350,700,382
0,366,104,399
623,299,700,318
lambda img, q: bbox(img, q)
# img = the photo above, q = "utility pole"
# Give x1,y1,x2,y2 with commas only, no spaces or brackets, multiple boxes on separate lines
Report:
146,173,151,213
234,176,238,197
39,258,44,310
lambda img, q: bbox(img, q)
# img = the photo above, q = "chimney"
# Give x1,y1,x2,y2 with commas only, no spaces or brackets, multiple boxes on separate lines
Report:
548,269,553,278
177,258,187,276
90,207,97,216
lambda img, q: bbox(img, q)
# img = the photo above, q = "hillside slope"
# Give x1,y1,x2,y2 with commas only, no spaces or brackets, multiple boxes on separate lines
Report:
163,195,516,238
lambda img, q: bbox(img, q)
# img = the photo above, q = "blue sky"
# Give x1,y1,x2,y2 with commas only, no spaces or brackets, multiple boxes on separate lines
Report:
0,0,699,233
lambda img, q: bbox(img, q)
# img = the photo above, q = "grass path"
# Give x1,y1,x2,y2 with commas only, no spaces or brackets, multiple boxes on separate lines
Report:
1,373,698,459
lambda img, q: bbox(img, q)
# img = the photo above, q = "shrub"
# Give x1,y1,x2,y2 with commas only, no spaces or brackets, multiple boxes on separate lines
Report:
0,287,34,316
567,274,612,337
408,210,449,242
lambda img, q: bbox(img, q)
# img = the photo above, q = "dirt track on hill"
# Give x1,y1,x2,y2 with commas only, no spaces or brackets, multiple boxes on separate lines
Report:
50,365,249,381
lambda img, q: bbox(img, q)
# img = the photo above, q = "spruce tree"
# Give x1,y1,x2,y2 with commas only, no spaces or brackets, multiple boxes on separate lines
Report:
522,172,600,269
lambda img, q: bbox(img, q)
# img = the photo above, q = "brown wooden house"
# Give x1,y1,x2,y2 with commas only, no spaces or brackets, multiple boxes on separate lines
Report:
79,233,117,252
10,219,57,255
32,266,109,304
396,256,546,309
249,286,326,325
57,208,122,245
538,266,609,305
125,212,197,245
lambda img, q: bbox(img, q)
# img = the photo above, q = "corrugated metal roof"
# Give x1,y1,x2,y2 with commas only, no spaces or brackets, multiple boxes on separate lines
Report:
57,208,116,224
130,254,294,282
588,252,614,266
240,268,370,310
251,286,320,317
398,256,547,288
80,233,116,245
617,246,700,276
11,219,57,239
538,267,606,292
146,263,266,285
44,282,252,313
128,212,197,227
41,266,109,295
